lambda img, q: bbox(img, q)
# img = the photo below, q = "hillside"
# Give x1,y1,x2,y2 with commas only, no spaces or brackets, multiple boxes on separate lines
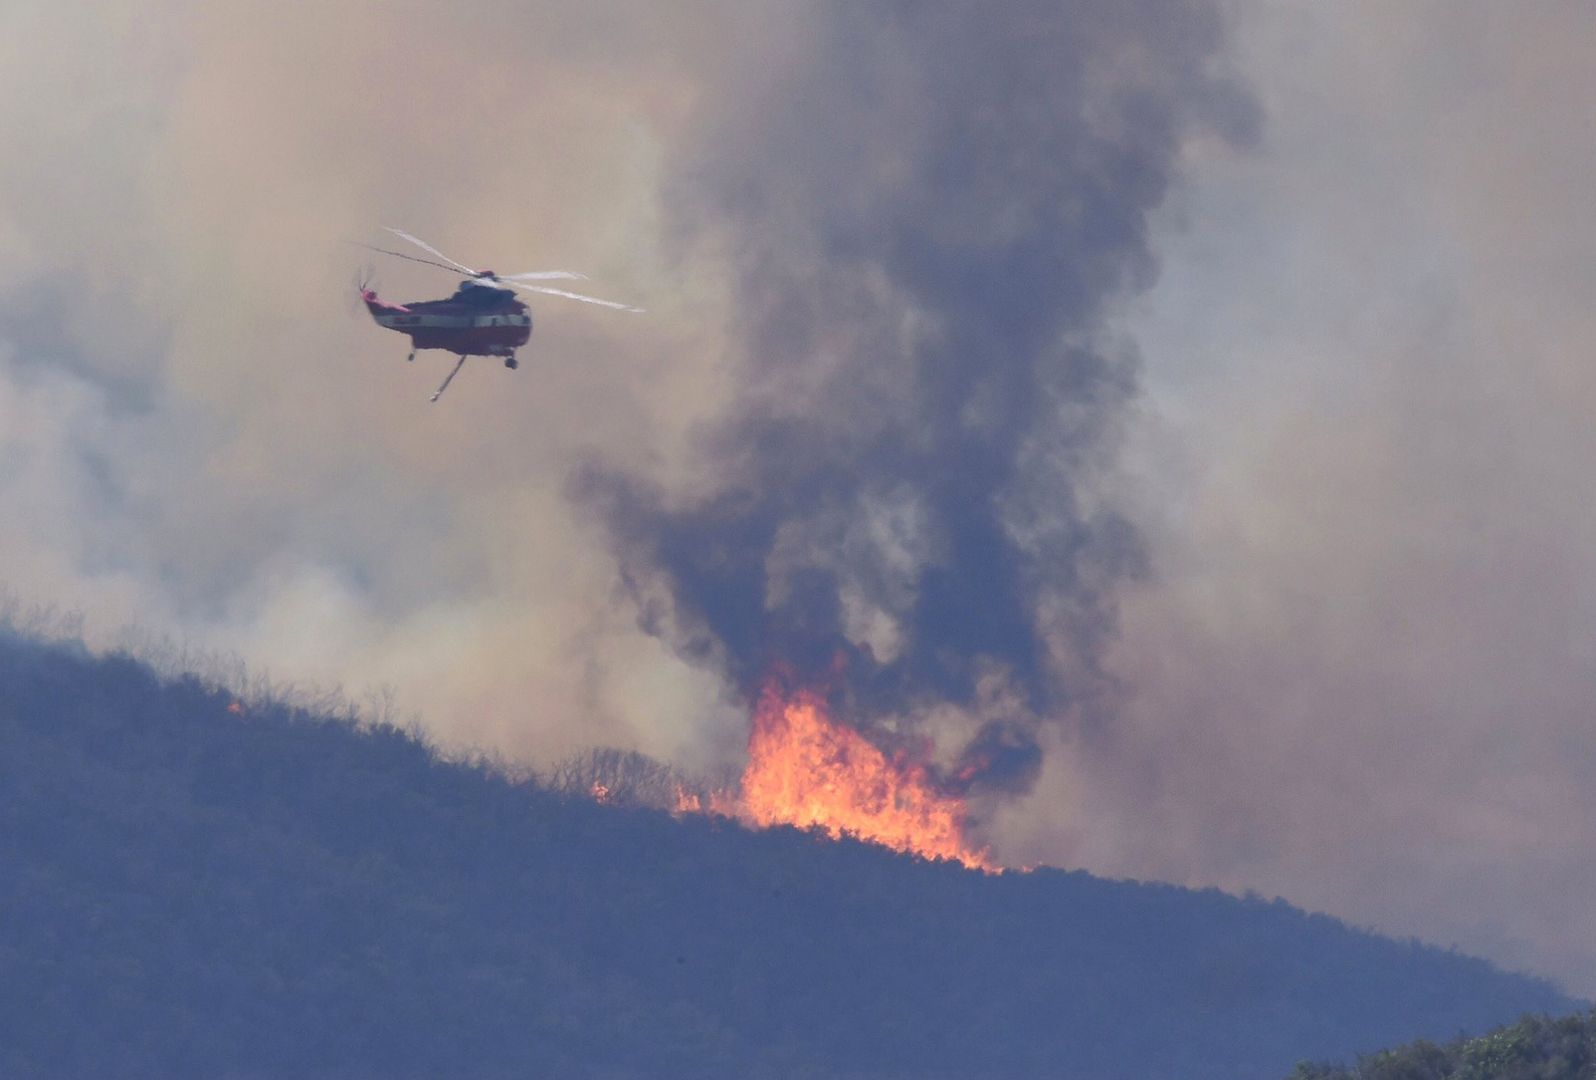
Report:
0,629,1577,1079
1288,1009,1596,1078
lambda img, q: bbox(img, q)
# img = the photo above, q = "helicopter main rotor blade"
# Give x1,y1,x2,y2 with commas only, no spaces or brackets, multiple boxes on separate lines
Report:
383,227,479,276
500,270,589,282
511,282,644,313
346,240,463,277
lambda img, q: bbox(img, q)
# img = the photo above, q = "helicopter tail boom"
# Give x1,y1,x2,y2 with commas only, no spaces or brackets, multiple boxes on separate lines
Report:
361,288,412,319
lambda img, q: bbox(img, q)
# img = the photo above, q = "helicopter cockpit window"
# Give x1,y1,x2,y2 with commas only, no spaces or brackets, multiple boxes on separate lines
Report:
456,280,512,308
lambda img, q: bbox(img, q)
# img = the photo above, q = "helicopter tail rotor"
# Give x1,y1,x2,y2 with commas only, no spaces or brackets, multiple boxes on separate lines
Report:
349,266,376,316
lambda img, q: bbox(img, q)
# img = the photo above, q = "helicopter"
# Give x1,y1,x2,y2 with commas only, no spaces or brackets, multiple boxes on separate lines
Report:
356,228,642,402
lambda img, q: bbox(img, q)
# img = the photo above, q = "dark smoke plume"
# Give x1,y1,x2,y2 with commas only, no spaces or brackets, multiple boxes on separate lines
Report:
575,1,1256,793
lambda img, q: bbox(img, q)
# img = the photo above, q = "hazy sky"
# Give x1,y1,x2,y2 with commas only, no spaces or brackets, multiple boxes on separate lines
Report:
4,1,1595,995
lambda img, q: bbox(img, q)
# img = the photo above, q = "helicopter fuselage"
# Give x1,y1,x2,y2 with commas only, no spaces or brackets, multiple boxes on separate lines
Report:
363,281,532,358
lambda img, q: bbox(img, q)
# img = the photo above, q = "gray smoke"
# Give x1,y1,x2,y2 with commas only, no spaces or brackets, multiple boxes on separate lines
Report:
576,1,1256,795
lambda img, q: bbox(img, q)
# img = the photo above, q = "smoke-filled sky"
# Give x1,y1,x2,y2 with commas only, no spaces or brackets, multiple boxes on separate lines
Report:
4,0,1596,995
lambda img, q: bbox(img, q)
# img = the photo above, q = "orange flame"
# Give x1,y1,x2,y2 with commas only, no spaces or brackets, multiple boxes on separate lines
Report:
680,683,994,871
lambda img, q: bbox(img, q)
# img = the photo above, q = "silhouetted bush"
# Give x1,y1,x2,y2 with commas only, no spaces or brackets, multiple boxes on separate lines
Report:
548,745,690,808
1288,1009,1596,1078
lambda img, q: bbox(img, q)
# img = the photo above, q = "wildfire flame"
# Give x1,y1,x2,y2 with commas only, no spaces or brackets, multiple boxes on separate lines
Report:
677,682,995,871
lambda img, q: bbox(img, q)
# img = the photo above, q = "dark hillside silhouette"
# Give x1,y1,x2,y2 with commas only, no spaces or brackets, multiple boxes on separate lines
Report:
0,629,1577,1079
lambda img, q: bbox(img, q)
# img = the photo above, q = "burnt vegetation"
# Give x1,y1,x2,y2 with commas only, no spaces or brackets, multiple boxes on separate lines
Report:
0,626,1579,1080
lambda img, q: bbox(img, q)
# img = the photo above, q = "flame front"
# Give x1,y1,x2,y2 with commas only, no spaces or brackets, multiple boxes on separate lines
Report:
706,684,993,871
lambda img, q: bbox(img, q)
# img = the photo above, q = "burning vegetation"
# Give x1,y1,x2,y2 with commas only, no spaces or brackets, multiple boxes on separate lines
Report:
557,681,996,869
553,671,1003,869
666,681,994,871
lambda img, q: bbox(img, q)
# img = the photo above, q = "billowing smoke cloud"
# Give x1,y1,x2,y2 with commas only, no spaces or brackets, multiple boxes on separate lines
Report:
576,2,1256,795
1028,1,1596,998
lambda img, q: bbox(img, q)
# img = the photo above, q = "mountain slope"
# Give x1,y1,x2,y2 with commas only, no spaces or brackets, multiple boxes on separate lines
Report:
0,631,1577,1079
